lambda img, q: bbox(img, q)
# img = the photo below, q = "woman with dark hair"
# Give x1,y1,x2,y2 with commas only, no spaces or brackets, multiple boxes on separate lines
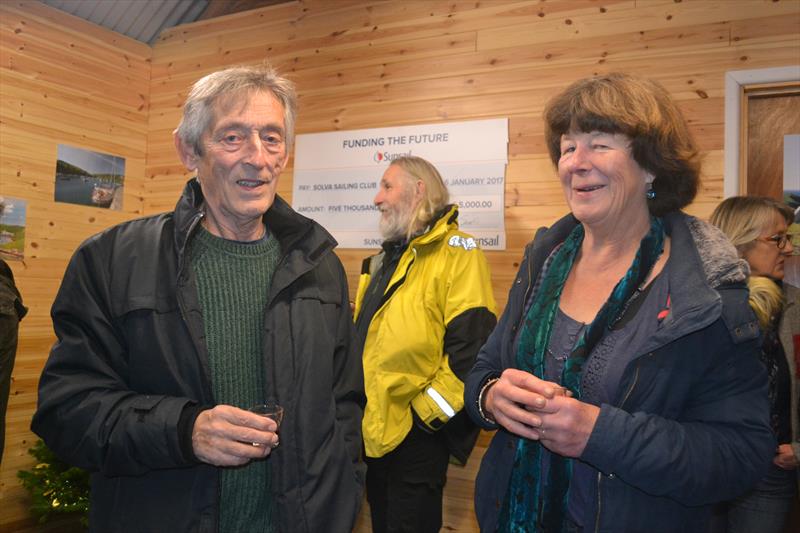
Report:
464,73,775,532
711,196,798,533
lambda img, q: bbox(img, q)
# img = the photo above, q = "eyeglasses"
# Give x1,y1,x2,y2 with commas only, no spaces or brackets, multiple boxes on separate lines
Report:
758,233,790,250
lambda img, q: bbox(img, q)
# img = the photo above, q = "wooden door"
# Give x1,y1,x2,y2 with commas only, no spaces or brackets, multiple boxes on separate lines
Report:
741,83,800,198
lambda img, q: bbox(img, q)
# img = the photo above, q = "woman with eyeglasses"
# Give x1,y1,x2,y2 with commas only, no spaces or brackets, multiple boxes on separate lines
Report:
710,196,799,533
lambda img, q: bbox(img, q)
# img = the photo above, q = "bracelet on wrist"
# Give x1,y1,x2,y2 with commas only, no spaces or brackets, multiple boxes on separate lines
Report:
477,377,500,425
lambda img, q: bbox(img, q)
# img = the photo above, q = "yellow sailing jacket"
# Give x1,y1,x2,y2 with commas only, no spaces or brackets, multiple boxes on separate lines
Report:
354,206,497,458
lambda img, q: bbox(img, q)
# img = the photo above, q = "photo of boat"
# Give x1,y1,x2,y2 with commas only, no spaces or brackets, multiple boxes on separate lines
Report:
54,144,125,211
91,185,115,208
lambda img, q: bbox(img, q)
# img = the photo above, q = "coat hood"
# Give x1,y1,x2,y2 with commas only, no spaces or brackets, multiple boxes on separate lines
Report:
410,204,460,247
684,215,750,289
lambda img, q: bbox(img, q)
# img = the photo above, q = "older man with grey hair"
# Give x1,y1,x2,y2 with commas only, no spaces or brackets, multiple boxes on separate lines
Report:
354,156,497,533
33,64,365,533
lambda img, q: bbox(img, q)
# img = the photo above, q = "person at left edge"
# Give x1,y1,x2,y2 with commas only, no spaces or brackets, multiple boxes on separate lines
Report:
1,256,27,463
31,64,366,533
354,156,497,532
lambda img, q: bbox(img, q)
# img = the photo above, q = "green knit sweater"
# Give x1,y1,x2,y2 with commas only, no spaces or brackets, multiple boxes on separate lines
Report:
190,226,281,533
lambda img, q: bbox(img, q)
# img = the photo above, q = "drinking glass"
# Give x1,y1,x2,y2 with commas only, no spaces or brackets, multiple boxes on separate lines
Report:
248,401,284,429
247,401,283,449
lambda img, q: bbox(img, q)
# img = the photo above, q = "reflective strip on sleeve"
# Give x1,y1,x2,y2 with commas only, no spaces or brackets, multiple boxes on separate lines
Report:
426,387,456,418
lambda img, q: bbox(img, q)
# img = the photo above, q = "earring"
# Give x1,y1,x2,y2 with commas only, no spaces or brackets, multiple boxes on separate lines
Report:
646,181,656,200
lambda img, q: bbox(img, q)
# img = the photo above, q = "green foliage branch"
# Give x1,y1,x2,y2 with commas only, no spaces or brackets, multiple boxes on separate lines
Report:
17,439,90,527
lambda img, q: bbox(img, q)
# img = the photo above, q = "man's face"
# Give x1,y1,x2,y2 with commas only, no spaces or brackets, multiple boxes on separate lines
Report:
374,164,419,241
176,90,288,231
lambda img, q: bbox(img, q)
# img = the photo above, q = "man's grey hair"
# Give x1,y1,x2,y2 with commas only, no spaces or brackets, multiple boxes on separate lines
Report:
175,64,297,155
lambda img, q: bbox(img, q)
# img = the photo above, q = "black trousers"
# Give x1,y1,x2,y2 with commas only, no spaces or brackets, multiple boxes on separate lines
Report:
365,424,451,533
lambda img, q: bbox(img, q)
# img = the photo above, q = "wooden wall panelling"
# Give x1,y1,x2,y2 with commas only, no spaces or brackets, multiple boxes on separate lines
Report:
0,1,152,529
149,0,636,95
476,0,799,51
2,0,799,531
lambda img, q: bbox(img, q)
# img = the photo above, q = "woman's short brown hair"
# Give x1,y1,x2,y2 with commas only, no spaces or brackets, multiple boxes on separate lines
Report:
544,72,700,216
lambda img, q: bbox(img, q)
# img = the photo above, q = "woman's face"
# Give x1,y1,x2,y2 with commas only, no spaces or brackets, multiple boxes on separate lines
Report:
742,212,794,280
558,131,652,232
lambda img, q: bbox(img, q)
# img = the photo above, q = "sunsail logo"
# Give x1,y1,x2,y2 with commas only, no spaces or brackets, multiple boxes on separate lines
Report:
373,150,412,163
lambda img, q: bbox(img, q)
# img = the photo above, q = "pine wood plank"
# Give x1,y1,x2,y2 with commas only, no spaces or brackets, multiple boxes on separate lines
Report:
0,1,151,58
477,0,799,51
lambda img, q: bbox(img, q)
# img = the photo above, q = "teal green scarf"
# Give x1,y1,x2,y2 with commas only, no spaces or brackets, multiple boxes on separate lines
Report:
498,217,665,533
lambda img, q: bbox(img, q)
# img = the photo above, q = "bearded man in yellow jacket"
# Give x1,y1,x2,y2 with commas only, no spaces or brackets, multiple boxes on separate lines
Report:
354,156,497,533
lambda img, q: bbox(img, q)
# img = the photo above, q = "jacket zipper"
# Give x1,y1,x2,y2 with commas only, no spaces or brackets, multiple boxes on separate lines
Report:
523,248,534,311
174,212,213,396
512,248,535,335
594,471,603,533
375,247,416,313
593,358,644,533
175,212,203,315
176,211,204,286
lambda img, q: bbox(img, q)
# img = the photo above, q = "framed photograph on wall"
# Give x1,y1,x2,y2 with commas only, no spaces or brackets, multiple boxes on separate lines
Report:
0,196,27,261
54,144,125,210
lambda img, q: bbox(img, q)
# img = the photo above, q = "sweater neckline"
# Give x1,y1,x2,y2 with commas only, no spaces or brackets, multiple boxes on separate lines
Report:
194,225,279,257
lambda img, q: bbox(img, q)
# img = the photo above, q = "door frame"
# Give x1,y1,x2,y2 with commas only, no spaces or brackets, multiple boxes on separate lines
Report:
724,66,800,198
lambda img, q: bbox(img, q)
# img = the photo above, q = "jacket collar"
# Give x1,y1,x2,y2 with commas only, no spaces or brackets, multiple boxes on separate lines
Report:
532,212,746,292
173,178,337,270
661,212,746,315
530,212,748,343
173,178,205,258
365,205,460,308
409,204,459,247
